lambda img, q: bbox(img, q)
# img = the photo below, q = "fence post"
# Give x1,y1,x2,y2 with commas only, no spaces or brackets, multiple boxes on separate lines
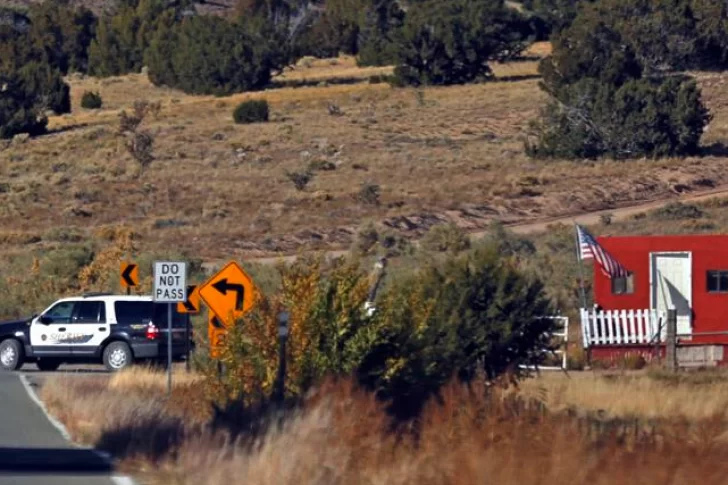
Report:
665,308,677,372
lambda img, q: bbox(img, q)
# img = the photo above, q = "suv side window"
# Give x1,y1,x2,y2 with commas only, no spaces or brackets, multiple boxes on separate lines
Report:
152,303,185,326
42,301,76,324
115,301,153,325
73,301,106,324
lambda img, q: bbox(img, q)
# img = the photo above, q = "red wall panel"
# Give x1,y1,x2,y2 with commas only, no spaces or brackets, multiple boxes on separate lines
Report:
593,235,728,344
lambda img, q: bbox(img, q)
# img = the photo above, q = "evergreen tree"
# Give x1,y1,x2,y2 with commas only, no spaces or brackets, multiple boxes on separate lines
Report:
358,246,555,419
0,62,70,139
692,0,728,69
393,0,532,86
356,0,404,66
17,62,71,116
27,1,97,74
527,8,711,159
146,15,289,95
523,0,592,36
88,0,190,77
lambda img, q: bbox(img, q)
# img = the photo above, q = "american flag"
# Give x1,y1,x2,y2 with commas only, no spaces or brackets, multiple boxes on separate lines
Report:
576,224,628,278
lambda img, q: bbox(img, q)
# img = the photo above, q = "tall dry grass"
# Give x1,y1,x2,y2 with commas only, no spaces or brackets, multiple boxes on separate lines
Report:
107,365,204,393
520,370,728,421
40,368,728,485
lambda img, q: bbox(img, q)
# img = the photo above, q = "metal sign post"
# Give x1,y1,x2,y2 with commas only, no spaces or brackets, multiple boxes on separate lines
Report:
167,302,173,391
177,285,199,374
275,311,290,402
153,261,187,396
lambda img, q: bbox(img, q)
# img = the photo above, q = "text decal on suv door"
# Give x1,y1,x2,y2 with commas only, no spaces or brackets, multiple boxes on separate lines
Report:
48,333,94,344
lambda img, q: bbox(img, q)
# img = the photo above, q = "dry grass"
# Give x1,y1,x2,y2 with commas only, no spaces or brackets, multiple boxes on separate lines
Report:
3,45,728,263
520,370,728,422
39,368,728,485
107,365,204,393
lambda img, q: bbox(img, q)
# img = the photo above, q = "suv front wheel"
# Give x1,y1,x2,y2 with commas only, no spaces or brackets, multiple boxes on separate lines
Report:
103,341,133,372
0,339,24,371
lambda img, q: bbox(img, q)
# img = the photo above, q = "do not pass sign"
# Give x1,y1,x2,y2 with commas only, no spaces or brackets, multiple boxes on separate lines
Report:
153,261,187,302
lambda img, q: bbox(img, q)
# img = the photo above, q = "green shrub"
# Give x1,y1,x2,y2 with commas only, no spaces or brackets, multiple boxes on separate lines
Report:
233,100,269,124
421,223,471,254
88,0,184,77
0,3,96,75
652,202,705,220
355,1,405,67
80,91,103,109
589,0,728,72
528,76,711,159
522,0,592,36
358,246,555,419
0,62,70,139
392,0,532,86
527,11,711,160
355,183,381,205
146,16,288,95
286,170,314,191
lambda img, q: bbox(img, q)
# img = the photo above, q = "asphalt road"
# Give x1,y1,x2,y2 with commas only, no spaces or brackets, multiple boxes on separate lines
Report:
0,372,118,485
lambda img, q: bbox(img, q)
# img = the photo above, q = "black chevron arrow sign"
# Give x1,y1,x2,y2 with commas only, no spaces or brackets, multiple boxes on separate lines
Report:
121,263,138,287
183,285,197,312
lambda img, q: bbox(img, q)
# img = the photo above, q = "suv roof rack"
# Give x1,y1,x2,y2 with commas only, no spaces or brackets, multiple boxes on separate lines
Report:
82,292,112,298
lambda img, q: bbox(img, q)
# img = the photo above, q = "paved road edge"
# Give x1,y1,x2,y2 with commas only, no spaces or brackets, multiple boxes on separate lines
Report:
18,374,138,485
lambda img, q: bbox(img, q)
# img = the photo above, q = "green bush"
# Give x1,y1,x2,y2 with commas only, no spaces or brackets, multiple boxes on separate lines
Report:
285,170,314,191
527,10,711,160
80,91,103,109
421,223,471,254
392,0,532,86
0,62,70,139
358,246,555,419
652,202,705,220
588,0,728,72
26,2,97,74
528,76,711,159
88,0,185,77
233,99,269,124
0,3,96,75
355,1,405,67
146,16,288,95
292,0,403,64
521,0,592,36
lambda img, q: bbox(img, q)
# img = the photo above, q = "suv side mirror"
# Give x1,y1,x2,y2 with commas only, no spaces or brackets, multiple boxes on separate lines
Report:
39,315,53,325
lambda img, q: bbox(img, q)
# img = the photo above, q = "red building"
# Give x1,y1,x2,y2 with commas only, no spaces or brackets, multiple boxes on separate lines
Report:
581,234,728,367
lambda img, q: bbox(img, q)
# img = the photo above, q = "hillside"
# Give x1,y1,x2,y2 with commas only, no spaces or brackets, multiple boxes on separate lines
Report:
2,43,728,262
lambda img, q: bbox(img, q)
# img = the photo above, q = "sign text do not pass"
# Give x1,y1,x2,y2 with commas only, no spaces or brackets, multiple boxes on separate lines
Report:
153,261,187,302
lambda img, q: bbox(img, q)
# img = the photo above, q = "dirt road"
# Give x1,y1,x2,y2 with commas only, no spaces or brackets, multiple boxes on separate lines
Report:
237,184,728,267
495,183,728,235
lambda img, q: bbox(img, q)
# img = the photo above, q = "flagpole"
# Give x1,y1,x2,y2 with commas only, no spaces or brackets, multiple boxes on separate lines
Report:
574,222,592,368
573,222,589,311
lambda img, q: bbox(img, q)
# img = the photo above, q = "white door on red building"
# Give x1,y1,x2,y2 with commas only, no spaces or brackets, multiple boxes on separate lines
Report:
651,252,692,339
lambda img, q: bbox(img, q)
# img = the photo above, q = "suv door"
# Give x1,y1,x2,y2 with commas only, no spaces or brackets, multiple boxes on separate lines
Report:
68,301,110,357
30,301,77,356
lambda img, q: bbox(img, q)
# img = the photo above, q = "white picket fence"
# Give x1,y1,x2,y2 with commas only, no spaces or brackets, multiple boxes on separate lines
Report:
580,308,666,348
